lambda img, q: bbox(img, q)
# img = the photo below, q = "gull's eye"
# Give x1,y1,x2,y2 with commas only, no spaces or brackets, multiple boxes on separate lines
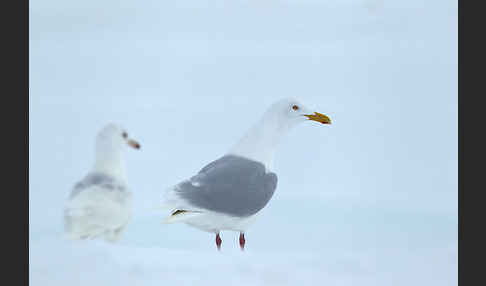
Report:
292,105,299,111
122,132,128,138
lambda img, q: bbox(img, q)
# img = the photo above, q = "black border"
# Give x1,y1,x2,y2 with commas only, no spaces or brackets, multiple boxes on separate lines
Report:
458,0,461,283
23,0,29,284
26,0,29,281
4,0,28,283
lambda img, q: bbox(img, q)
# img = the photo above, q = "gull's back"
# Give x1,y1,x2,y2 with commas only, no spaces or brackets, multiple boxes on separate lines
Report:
64,172,132,242
174,155,278,217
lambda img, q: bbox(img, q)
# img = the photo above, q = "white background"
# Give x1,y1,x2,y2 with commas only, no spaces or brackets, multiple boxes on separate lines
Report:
30,1,457,285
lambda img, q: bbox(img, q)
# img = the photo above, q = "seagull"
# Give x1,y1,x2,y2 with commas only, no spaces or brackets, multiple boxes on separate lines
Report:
161,98,331,250
64,123,140,243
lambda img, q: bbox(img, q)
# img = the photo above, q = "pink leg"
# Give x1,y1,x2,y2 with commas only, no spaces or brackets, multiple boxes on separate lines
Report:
239,232,245,251
215,233,222,251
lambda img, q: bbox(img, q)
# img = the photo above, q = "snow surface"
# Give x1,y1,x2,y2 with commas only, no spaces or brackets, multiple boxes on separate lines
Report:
30,0,457,285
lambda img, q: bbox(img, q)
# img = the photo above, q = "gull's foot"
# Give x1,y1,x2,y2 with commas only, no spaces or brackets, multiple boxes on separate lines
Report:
239,232,245,251
216,233,222,251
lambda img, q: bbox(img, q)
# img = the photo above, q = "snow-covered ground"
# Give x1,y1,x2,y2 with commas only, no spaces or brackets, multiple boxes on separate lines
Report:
30,0,457,285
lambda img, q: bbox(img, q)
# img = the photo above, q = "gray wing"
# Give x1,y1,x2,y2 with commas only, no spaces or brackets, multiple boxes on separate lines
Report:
64,172,131,237
69,172,126,199
174,155,278,217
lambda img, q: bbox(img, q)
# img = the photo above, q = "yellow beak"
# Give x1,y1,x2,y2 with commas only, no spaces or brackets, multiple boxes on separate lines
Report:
127,139,141,149
304,112,331,124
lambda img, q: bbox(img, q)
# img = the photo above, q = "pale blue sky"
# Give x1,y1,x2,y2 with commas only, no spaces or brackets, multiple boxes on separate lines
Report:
30,1,457,285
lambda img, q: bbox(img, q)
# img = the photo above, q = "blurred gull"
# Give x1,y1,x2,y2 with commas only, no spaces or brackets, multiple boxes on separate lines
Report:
64,123,140,243
161,98,331,250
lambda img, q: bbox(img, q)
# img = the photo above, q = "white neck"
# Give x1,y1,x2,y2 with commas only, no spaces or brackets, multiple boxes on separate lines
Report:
228,113,292,171
93,145,127,181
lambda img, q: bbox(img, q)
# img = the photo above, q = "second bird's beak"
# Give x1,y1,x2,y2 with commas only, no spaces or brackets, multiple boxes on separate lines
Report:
304,112,332,124
127,139,141,149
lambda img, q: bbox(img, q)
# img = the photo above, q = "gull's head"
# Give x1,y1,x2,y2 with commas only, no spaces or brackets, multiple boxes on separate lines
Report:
96,123,141,151
262,98,331,129
229,98,331,169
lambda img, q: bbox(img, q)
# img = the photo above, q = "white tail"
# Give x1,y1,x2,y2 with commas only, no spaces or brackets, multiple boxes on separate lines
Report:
162,210,203,224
